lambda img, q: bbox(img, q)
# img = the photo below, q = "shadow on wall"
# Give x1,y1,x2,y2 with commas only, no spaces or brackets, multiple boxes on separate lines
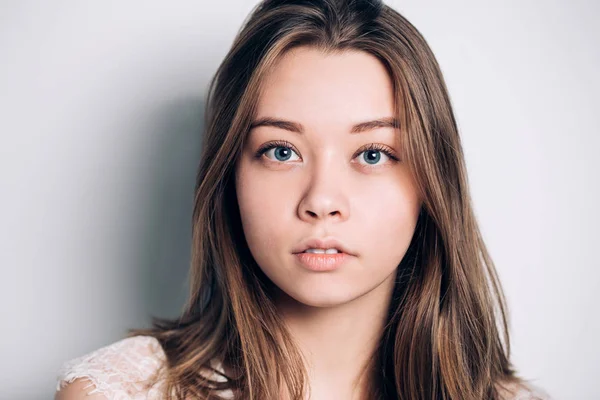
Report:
130,96,206,327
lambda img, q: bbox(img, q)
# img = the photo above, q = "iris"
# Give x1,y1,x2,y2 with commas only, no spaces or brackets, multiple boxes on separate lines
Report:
363,150,380,164
274,147,292,161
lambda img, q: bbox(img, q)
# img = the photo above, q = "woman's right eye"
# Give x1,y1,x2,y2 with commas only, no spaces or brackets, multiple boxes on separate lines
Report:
263,146,301,162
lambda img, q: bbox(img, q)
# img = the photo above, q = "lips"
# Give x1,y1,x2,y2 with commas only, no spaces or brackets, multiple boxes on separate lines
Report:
292,237,355,256
294,251,350,272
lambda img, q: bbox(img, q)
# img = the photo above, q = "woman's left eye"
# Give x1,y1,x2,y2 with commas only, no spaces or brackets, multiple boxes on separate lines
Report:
356,147,396,166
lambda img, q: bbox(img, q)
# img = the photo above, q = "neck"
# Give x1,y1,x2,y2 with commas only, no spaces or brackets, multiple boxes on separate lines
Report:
273,270,396,400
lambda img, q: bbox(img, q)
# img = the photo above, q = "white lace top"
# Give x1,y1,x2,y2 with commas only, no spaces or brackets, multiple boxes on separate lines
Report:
56,335,551,399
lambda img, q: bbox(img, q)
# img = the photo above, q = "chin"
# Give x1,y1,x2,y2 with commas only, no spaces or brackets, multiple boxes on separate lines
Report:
295,294,352,308
277,279,370,308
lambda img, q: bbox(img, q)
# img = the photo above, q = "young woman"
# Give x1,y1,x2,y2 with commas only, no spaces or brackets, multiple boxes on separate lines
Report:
55,0,551,399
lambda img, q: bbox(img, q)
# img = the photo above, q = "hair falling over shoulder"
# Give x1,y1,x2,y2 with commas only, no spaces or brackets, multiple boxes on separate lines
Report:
129,0,531,398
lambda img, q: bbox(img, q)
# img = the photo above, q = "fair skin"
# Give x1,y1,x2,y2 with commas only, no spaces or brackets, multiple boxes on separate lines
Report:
235,46,422,399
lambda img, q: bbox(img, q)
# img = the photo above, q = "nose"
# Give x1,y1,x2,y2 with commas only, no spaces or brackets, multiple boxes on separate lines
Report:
297,158,350,223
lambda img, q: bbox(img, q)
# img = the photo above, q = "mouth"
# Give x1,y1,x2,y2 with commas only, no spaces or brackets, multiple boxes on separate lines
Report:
295,248,344,255
293,251,351,272
292,237,355,256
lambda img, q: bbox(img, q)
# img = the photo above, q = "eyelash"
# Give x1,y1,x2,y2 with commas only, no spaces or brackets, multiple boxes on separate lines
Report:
254,140,400,167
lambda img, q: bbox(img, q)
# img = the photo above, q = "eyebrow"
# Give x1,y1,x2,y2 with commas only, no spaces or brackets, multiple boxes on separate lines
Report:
249,116,400,134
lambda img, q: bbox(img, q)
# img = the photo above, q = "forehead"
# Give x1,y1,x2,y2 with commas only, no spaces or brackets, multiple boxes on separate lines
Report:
255,46,395,131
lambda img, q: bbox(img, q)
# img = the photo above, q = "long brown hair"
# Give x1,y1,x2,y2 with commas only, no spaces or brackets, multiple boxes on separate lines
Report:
129,0,531,398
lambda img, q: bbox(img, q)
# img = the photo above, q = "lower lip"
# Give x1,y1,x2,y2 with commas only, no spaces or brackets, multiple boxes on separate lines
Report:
294,252,352,272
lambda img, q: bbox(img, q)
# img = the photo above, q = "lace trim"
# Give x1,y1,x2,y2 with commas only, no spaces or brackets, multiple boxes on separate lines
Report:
56,335,168,399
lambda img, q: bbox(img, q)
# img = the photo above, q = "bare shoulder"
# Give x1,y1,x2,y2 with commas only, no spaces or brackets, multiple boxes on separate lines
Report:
496,380,553,400
54,377,108,400
55,335,167,399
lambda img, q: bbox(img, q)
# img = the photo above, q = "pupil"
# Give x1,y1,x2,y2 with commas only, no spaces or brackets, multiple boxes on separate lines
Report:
275,147,291,161
365,150,380,164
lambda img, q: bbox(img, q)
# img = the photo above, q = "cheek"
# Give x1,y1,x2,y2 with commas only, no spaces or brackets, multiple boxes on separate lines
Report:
356,175,421,263
235,159,292,257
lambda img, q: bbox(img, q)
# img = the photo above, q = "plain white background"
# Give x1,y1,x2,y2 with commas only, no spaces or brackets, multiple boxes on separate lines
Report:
1,1,598,398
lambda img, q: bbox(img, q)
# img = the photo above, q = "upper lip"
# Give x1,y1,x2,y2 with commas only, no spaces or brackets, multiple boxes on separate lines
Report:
292,237,355,256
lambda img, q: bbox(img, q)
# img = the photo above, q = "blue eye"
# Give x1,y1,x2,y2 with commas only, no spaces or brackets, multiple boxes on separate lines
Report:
353,144,399,167
264,146,301,162
255,140,300,163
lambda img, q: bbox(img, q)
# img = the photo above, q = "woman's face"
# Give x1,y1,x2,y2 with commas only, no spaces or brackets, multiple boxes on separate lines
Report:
235,46,422,308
